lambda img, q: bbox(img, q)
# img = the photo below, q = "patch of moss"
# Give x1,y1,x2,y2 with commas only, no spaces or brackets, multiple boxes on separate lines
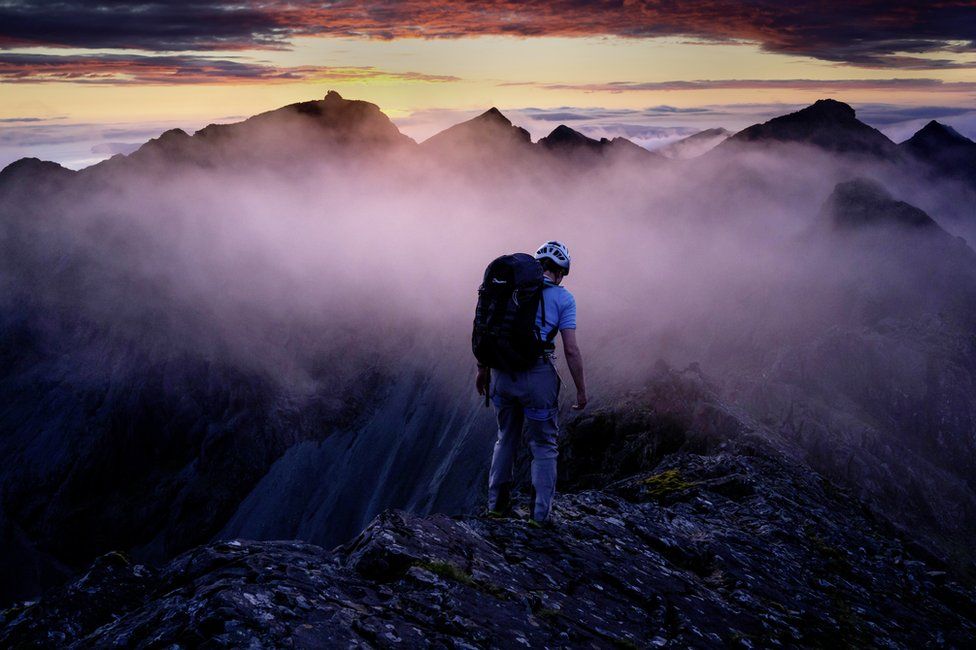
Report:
640,469,698,497
415,560,508,599
418,560,477,587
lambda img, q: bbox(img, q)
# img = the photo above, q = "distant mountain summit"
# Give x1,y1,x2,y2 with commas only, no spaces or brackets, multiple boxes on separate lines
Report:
905,120,973,150
658,128,731,159
901,120,976,187
195,90,412,149
723,99,898,158
538,124,656,164
422,107,531,154
538,124,605,152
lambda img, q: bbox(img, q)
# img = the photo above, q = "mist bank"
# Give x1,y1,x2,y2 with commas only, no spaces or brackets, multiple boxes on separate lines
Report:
2,92,976,602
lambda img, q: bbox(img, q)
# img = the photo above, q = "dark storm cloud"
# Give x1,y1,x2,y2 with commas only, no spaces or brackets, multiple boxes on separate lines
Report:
5,1,972,69
0,1,289,51
0,52,459,84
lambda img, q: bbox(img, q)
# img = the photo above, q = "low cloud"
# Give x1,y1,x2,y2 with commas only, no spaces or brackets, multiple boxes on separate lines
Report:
0,119,194,169
90,142,142,156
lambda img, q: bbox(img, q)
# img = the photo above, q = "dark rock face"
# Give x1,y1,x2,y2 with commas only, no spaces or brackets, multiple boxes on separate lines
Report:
724,99,898,158
4,434,974,647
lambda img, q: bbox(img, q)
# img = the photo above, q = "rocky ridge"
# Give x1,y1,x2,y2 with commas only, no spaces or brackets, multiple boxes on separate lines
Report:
2,370,975,648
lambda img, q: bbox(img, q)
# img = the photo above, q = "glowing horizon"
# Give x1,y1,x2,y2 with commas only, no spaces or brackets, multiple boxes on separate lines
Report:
2,2,975,168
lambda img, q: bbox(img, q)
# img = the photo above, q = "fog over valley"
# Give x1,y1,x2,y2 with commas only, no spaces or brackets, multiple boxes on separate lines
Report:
2,92,976,642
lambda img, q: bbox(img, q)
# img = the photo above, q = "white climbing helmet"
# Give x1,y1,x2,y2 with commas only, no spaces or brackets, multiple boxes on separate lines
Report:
535,240,571,275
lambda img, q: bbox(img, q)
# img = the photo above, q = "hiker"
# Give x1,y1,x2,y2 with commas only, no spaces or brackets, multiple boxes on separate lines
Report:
473,240,587,524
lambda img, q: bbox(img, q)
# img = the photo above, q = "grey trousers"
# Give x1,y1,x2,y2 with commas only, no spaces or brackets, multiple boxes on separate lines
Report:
487,358,561,521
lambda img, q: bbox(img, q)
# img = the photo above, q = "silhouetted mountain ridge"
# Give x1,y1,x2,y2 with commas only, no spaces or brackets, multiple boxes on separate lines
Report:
723,99,899,158
537,124,657,163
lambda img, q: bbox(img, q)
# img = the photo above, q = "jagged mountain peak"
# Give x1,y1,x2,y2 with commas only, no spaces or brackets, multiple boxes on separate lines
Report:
480,106,507,121
797,98,857,122
466,107,520,130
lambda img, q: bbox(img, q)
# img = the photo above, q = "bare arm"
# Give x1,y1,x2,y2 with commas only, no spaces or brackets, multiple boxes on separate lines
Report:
560,328,587,409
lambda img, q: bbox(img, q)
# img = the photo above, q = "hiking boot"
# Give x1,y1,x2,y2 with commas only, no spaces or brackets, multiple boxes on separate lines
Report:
526,518,556,530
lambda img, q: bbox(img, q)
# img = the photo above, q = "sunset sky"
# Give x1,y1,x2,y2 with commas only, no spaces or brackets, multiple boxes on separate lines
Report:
2,1,975,168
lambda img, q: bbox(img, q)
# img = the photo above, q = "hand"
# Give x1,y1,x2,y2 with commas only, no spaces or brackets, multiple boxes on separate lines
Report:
476,367,490,396
572,391,587,410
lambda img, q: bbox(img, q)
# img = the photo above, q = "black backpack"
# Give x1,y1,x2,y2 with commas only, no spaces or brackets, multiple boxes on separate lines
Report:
472,253,557,372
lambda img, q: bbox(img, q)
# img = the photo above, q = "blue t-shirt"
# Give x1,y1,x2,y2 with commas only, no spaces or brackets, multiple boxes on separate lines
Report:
536,280,576,345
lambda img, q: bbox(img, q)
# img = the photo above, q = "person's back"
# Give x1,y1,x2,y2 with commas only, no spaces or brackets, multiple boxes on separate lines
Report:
475,240,587,523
